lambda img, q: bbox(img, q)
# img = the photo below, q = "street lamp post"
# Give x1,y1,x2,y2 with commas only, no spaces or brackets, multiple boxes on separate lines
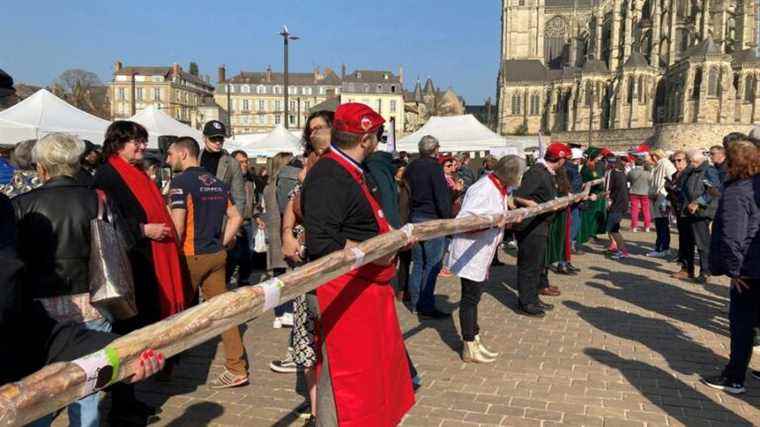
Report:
280,26,299,129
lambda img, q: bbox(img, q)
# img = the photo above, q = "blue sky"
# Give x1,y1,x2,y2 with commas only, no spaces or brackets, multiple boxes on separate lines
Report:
1,1,501,104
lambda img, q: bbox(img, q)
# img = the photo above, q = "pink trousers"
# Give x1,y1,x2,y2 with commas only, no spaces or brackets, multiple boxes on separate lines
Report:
630,195,651,229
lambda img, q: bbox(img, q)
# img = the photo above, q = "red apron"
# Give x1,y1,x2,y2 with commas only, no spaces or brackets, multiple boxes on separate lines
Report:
315,149,415,427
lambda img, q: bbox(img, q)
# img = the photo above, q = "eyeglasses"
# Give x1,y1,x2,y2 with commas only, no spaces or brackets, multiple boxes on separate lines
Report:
209,137,224,143
674,158,685,162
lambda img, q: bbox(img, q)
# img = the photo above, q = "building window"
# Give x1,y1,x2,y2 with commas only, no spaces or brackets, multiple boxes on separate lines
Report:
153,88,160,101
242,85,250,93
319,86,326,95
530,94,540,115
511,93,521,115
304,87,312,95
708,67,719,96
257,85,265,94
275,100,282,112
585,82,593,107
626,76,635,104
638,76,646,103
377,84,383,92
289,115,295,125
242,100,249,111
136,87,143,100
275,114,281,125
745,75,755,102
258,99,265,111
390,85,396,93
274,86,282,94
364,84,370,93
377,99,382,113
692,67,702,99
390,100,397,113
290,100,296,111
118,87,125,100
518,0,524,5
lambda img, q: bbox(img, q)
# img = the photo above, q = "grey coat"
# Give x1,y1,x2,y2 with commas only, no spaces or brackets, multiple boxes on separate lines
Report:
198,150,246,215
262,182,286,271
626,166,652,196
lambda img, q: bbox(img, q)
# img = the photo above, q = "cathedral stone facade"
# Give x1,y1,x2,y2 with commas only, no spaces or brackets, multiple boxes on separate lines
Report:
496,0,760,147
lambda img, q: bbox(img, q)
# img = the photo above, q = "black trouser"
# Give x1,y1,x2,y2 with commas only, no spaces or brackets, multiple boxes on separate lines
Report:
517,223,550,307
723,279,759,383
395,249,412,295
675,215,688,265
682,217,711,275
459,277,484,341
654,217,671,252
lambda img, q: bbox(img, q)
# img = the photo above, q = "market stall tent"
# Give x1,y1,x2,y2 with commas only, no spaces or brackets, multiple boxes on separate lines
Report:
227,125,303,157
397,115,517,154
0,89,111,145
130,105,204,148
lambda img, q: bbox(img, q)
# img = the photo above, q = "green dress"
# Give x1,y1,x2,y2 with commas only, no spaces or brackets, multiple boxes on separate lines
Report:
545,208,567,265
578,162,607,244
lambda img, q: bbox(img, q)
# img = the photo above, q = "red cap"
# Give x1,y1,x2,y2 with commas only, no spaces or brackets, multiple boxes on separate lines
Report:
600,147,613,157
333,103,385,134
546,142,571,160
635,143,650,153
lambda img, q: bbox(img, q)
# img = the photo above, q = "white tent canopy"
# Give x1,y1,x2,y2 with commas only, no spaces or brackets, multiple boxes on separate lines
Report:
130,106,204,149
398,114,521,154
0,89,111,145
227,125,303,157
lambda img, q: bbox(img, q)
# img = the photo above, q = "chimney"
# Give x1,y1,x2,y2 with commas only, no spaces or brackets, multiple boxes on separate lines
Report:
114,60,123,72
313,66,321,81
172,63,181,75
266,65,272,83
399,66,404,84
218,65,226,83
341,64,346,80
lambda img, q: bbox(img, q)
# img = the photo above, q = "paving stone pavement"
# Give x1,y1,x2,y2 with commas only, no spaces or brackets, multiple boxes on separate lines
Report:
54,223,759,426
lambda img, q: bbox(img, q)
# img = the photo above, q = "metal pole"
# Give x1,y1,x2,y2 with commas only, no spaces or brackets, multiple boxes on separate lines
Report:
297,96,301,128
131,72,137,116
284,35,289,129
226,83,232,137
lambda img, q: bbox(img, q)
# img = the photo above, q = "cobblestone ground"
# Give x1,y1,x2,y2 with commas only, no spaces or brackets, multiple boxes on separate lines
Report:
54,222,759,426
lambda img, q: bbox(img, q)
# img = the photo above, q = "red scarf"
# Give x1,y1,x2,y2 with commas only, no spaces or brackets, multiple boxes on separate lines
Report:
108,155,186,319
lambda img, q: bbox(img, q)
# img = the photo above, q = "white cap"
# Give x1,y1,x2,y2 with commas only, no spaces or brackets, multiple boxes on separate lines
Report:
571,148,584,159
749,126,760,140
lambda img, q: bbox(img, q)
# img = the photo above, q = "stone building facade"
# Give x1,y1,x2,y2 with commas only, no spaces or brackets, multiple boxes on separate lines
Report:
341,69,406,136
214,65,341,135
403,78,466,133
110,61,215,127
497,0,760,148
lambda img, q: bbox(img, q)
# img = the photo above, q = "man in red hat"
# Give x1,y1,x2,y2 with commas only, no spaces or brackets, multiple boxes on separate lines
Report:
513,142,571,317
301,103,415,426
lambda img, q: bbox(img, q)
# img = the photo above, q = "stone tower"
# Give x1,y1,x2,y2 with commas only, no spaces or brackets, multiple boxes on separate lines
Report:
501,0,546,62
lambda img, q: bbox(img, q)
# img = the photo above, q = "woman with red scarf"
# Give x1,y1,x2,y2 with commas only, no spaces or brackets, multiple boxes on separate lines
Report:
94,121,187,424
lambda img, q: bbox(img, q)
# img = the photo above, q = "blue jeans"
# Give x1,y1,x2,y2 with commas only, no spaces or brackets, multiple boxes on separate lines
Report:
570,206,581,246
30,318,112,427
409,233,445,313
227,221,258,286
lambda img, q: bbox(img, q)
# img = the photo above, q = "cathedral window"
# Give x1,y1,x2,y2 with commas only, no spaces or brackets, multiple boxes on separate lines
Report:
626,76,635,104
511,93,522,115
745,75,755,102
638,76,647,103
530,94,540,115
708,67,719,97
691,68,702,99
585,82,593,107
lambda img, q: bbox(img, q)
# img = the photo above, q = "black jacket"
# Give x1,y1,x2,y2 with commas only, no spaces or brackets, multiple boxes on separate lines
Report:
709,177,760,279
12,176,127,299
365,151,401,229
514,162,558,236
404,156,452,221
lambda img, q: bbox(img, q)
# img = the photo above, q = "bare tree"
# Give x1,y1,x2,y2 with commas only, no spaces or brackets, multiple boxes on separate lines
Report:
51,69,109,119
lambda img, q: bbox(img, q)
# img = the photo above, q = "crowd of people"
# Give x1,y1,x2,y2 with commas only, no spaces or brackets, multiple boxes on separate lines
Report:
0,100,758,426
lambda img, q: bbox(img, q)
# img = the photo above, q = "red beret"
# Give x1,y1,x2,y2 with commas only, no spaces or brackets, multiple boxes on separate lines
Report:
546,142,571,160
600,148,613,157
333,103,385,135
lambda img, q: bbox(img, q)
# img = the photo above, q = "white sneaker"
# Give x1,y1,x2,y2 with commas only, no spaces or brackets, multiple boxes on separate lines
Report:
645,227,652,232
506,240,517,249
646,251,660,257
280,312,294,327
631,228,639,233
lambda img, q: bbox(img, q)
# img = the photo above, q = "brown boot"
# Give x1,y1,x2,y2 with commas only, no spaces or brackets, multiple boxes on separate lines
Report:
671,269,694,280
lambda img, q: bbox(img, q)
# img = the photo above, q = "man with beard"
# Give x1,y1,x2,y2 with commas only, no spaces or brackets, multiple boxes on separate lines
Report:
166,136,247,389
302,103,414,426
